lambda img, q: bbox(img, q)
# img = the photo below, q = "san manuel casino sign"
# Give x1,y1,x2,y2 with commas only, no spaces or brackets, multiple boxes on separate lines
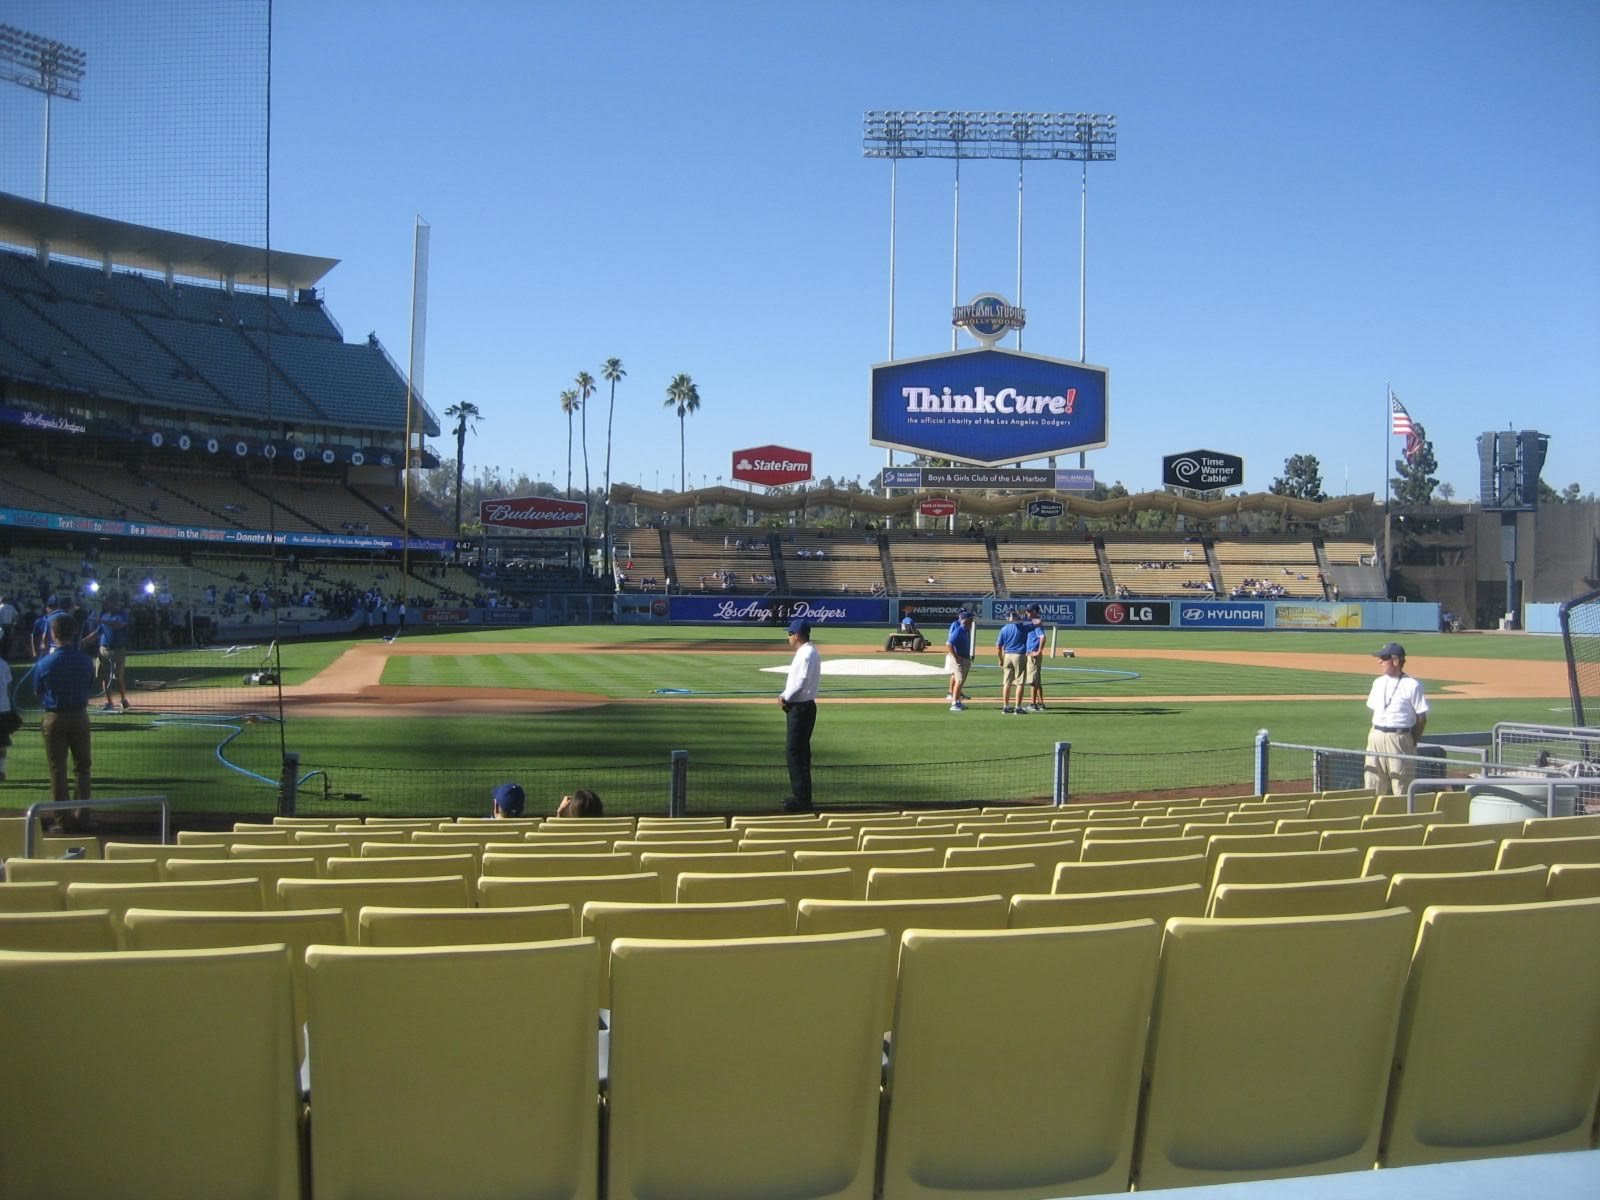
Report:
870,347,1109,467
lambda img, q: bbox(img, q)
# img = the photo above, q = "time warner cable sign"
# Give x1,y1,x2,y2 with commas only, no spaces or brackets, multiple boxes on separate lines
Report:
870,348,1109,467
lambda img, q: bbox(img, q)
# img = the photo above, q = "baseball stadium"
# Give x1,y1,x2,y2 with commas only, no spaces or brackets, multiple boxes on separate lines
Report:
0,6,1597,1200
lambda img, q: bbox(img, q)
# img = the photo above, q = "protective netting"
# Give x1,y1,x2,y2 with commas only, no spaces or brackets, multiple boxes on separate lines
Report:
1560,587,1600,728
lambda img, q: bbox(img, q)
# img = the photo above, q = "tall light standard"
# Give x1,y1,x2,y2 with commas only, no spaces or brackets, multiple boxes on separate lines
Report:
0,23,87,206
864,111,1117,470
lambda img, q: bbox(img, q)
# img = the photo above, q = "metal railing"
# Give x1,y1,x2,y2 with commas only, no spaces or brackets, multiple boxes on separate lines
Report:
21,796,170,857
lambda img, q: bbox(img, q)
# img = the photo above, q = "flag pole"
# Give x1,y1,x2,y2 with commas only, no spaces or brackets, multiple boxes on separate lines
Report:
1382,383,1392,583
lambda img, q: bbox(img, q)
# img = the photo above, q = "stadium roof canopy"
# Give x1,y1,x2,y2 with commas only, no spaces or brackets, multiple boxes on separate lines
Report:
0,191,337,294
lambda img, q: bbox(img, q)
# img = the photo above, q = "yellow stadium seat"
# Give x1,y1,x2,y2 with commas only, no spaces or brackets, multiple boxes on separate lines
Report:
1081,835,1206,863
0,881,64,912
1383,867,1549,938
1547,863,1600,901
1207,848,1364,911
1521,814,1600,839
103,841,227,862
1010,884,1205,929
1496,834,1600,871
865,862,1034,903
306,940,599,1200
0,945,301,1199
581,898,790,1007
1320,825,1426,854
324,853,475,885
1054,855,1207,895
791,848,943,898
278,875,470,941
5,857,159,885
0,908,119,952
1362,841,1498,877
66,877,263,920
1208,876,1391,919
605,931,886,1200
880,922,1161,1200
357,904,576,947
162,857,317,908
636,850,788,901
476,872,659,915
1133,909,1414,1190
675,868,854,920
1380,899,1600,1166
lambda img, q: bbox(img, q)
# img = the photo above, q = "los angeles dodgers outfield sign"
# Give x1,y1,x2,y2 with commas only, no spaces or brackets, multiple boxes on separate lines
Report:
479,496,588,531
871,348,1109,466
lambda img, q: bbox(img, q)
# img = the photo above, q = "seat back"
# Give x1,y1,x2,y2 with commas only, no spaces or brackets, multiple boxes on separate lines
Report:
5,857,160,885
0,945,300,1199
865,862,1034,903
791,847,942,897
1380,899,1600,1167
1423,820,1518,846
1054,855,1207,895
880,922,1162,1200
232,842,349,872
1496,834,1600,870
278,875,471,940
1208,848,1363,909
1362,841,1498,877
943,843,1079,893
480,851,638,877
177,828,292,846
325,854,475,884
0,908,118,951
0,881,65,912
122,906,347,1059
1546,862,1600,900
1521,813,1600,839
1384,867,1549,937
637,850,787,900
1208,876,1391,919
675,868,854,919
1010,884,1205,929
795,895,1008,1028
306,940,599,1200
581,899,791,1006
163,857,317,908
1133,908,1414,1190
477,871,659,912
1320,825,1426,853
606,931,886,1200
65,878,263,921
104,841,228,862
357,903,576,947
1081,835,1206,863
1203,833,1320,891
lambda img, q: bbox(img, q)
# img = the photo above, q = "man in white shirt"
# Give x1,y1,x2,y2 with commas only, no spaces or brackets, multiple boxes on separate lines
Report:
1363,642,1429,796
779,617,821,812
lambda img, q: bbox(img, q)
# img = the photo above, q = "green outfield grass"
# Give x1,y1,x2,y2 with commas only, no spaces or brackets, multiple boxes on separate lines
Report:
0,624,1575,818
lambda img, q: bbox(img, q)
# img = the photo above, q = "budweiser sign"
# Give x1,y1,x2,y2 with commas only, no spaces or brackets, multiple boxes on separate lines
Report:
479,496,588,531
919,498,958,518
732,444,813,487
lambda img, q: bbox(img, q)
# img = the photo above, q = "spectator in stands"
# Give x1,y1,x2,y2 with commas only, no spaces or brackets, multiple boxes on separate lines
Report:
32,614,97,833
555,789,604,818
491,781,526,818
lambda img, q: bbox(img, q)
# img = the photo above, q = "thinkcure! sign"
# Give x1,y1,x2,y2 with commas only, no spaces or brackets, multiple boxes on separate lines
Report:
479,496,588,531
732,445,813,487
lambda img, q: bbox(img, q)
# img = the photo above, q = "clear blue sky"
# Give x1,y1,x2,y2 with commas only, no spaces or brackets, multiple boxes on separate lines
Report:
6,1,1597,502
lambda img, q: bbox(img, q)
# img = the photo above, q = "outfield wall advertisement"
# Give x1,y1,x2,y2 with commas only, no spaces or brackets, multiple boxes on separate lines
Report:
669,596,891,626
870,347,1109,466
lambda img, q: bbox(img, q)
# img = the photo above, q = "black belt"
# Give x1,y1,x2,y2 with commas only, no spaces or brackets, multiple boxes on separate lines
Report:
1372,725,1413,734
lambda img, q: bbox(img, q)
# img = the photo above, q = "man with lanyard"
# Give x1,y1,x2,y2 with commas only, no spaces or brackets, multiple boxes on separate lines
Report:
995,609,1030,714
944,609,975,711
33,613,98,833
31,595,66,659
778,617,820,812
1363,641,1429,796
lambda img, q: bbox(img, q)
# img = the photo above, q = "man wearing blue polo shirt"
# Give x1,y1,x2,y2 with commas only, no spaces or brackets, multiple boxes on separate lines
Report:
98,594,132,711
995,609,1030,714
33,614,98,833
944,609,975,711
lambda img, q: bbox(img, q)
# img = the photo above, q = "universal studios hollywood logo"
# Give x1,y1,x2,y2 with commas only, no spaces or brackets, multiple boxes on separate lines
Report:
952,293,1025,348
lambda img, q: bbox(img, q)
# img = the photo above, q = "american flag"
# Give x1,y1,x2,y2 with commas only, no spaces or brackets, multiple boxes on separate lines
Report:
1390,392,1414,436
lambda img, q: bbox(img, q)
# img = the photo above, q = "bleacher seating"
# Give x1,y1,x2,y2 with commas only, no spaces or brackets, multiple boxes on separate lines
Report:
884,531,995,595
995,534,1105,595
672,527,776,593
1213,537,1326,599
780,531,886,596
1103,538,1214,597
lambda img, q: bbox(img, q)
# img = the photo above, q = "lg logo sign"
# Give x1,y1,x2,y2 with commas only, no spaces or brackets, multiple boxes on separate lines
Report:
1087,601,1171,627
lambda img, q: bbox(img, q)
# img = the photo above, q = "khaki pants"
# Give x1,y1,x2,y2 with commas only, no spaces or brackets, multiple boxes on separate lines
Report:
1363,728,1414,796
42,710,93,804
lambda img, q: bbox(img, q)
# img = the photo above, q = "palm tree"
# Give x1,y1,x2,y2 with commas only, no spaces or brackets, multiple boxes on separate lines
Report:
575,370,596,519
664,373,700,494
600,357,626,576
441,401,481,535
559,388,580,498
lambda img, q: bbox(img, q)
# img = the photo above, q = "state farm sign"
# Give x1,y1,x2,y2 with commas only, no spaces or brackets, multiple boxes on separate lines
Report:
479,496,588,531
732,445,812,487
919,498,959,518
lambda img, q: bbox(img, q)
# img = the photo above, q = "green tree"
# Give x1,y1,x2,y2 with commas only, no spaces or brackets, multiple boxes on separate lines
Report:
1270,453,1327,501
441,401,481,535
600,357,626,576
575,370,596,513
559,388,580,499
1390,424,1439,505
664,373,700,494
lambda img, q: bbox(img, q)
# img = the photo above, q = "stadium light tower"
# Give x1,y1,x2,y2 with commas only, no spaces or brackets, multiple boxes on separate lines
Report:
864,110,1117,469
0,23,87,206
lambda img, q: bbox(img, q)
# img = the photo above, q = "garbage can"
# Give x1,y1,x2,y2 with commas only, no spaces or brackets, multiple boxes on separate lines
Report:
1467,779,1578,823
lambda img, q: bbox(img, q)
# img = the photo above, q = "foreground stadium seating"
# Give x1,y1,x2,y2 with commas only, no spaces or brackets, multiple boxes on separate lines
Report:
879,922,1161,1200
0,908,119,952
605,931,887,1200
305,940,599,1200
0,945,301,1200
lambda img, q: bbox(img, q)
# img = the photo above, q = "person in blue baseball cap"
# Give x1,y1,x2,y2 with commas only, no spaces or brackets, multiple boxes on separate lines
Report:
1363,642,1429,796
491,781,526,818
778,617,820,811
